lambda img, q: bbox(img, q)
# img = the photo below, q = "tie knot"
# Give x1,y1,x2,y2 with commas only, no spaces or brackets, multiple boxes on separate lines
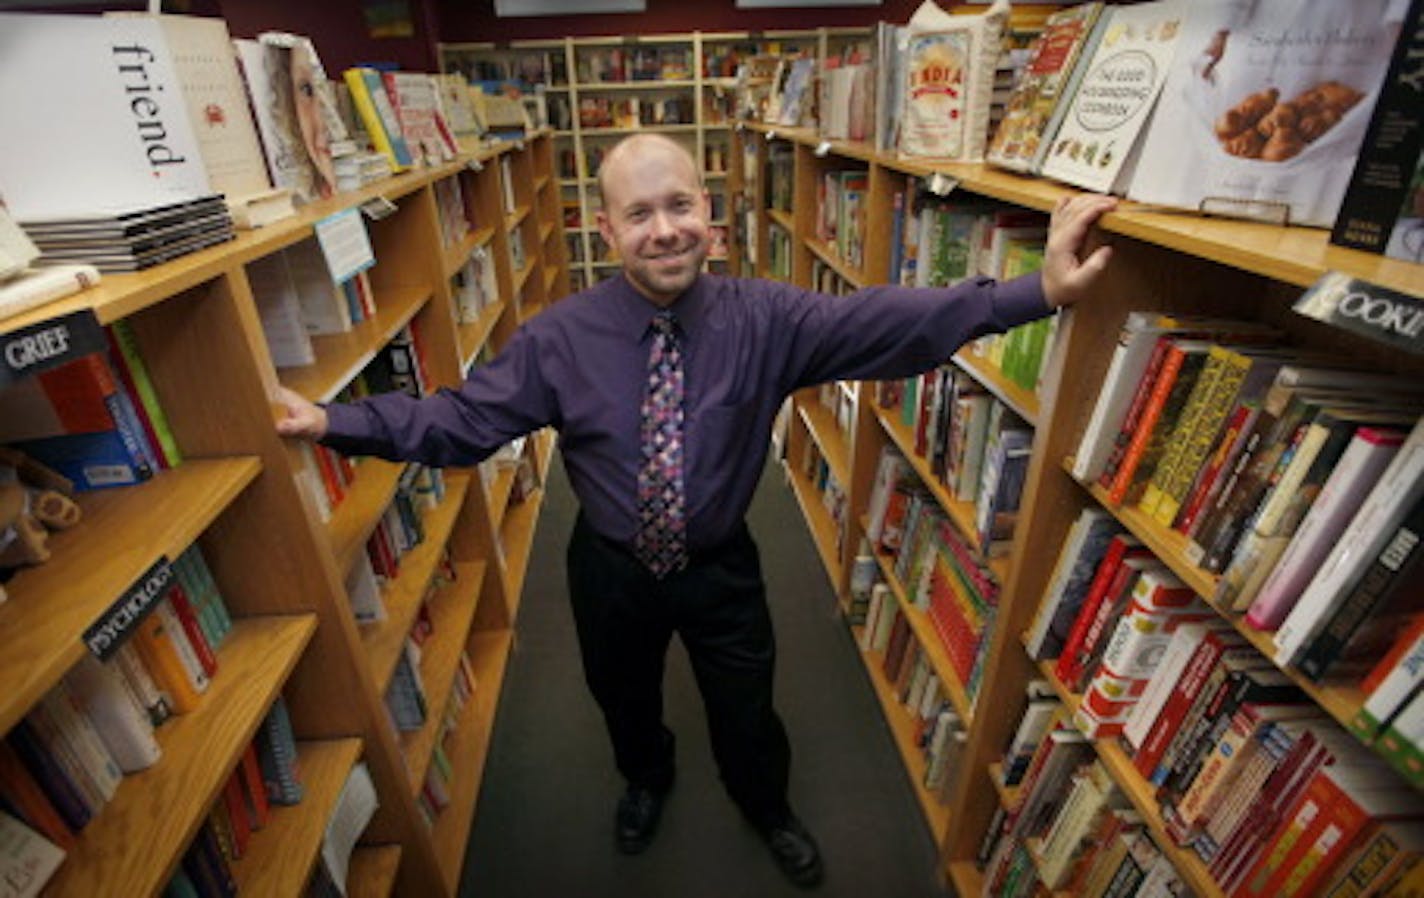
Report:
651,312,677,337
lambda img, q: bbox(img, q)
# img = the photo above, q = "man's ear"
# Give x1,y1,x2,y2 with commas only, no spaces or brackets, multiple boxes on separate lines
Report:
596,210,613,246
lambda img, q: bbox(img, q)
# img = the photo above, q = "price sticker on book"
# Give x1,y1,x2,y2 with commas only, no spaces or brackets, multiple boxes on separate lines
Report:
928,173,958,197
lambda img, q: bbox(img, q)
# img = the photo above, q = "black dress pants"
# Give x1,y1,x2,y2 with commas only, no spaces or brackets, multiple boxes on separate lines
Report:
566,512,792,830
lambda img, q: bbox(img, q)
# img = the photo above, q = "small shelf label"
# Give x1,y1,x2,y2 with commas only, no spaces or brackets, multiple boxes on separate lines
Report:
1294,271,1424,356
84,555,172,661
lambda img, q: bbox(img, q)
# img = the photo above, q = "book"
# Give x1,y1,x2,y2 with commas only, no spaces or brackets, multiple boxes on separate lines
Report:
0,265,100,322
1275,415,1424,666
1128,0,1404,227
986,3,1105,174
1107,338,1212,506
897,0,1010,161
233,37,337,204
1224,406,1415,615
1054,533,1149,687
0,810,65,898
1330,0,1424,258
1246,426,1406,631
1295,494,1424,682
342,67,412,173
1023,507,1121,661
1038,0,1186,194
0,14,212,220
64,654,160,774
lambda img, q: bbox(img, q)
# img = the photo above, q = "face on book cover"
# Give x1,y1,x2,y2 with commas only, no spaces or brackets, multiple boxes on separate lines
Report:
597,136,709,307
290,48,336,199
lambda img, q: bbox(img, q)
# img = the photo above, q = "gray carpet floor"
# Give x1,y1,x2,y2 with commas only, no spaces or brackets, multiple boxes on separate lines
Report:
459,452,955,898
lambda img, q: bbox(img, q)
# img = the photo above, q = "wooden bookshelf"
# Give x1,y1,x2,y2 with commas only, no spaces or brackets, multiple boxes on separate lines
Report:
0,457,260,735
282,285,432,404
42,615,317,897
328,459,407,574
804,236,867,289
363,473,474,690
796,396,852,487
784,462,843,587
402,560,489,795
0,133,566,898
856,635,953,844
732,111,1424,897
231,737,364,895
347,845,402,898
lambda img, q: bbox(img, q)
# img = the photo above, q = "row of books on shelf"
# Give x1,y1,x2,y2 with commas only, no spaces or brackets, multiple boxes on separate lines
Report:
746,0,1421,264
1062,309,1424,665
985,665,1424,898
856,583,968,807
576,47,693,85
0,320,181,492
814,170,868,273
795,439,848,560
575,96,695,130
452,245,501,326
415,649,477,828
872,377,1031,555
250,235,380,369
863,451,1000,709
0,13,500,285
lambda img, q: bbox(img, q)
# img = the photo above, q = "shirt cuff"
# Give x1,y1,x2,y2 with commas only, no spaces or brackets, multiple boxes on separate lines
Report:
318,402,367,454
995,272,1053,330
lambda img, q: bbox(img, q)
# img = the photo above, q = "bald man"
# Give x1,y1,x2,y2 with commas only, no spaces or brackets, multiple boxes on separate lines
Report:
277,134,1116,889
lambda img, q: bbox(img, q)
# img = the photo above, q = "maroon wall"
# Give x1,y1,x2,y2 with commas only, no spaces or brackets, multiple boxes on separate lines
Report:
436,0,923,44
216,0,443,72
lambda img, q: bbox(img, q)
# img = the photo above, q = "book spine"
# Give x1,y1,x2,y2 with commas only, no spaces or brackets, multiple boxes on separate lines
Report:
1141,348,1227,521
109,320,182,467
1099,335,1172,489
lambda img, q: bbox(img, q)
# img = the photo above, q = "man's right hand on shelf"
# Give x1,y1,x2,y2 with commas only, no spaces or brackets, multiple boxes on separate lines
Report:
274,385,328,441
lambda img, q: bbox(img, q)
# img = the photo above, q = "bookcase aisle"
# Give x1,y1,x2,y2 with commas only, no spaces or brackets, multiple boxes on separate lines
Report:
0,133,567,897
734,120,1424,897
439,28,868,290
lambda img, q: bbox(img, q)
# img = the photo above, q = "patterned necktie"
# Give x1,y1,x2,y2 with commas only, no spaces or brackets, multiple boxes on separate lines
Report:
634,311,688,578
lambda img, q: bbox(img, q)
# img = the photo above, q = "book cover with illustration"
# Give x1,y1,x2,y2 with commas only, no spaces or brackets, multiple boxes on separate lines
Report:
897,0,1009,160
1129,0,1409,227
234,36,338,205
1039,0,1186,194
987,2,1105,173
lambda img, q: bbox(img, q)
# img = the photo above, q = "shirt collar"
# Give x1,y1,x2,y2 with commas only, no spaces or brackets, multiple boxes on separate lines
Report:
608,272,710,343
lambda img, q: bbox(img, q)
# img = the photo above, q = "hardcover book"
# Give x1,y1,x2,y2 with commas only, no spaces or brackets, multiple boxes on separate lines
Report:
1329,0,1424,257
1128,0,1407,227
1038,0,1185,194
986,3,1104,173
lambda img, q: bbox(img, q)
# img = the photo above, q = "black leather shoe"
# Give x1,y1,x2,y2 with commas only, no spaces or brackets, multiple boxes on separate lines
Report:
615,785,666,854
759,815,824,888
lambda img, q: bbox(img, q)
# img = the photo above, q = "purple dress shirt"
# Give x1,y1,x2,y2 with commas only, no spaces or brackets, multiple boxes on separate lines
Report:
322,272,1051,551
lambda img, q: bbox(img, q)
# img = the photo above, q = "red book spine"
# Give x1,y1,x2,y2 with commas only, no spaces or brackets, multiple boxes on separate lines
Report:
220,771,251,858
167,583,218,679
1099,336,1171,488
1053,536,1138,683
1177,402,1253,533
1134,628,1232,780
1108,344,1188,505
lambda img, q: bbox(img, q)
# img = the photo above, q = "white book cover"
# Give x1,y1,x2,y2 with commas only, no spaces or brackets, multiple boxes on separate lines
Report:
1274,415,1424,663
897,0,1009,160
344,551,387,622
65,654,161,774
1072,312,1171,482
248,251,316,367
108,13,272,203
0,811,64,898
1128,0,1408,227
1249,426,1403,636
321,762,378,892
1038,0,1186,194
0,13,212,219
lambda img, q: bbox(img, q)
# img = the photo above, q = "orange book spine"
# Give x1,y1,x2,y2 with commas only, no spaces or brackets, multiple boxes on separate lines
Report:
129,612,200,713
1108,345,1187,505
